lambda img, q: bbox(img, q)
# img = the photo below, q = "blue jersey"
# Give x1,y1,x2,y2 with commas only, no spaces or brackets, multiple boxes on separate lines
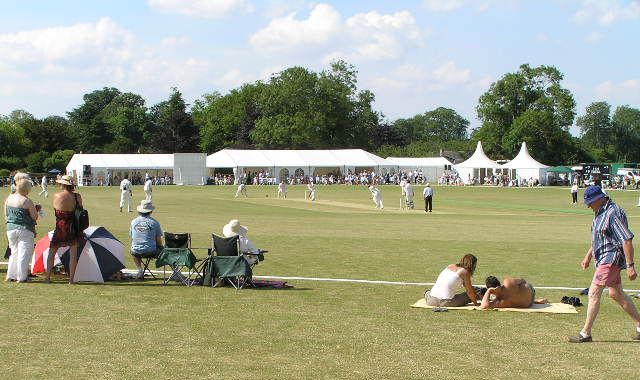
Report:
130,215,163,254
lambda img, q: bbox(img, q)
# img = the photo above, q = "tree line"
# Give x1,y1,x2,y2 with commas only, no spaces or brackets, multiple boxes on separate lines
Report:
1,60,639,176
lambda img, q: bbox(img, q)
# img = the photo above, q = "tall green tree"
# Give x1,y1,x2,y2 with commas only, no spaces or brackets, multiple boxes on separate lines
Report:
0,112,33,169
23,116,73,153
576,101,612,160
611,105,640,162
393,107,469,145
67,87,121,153
474,64,576,161
148,88,200,153
194,84,264,152
250,61,380,149
102,92,149,153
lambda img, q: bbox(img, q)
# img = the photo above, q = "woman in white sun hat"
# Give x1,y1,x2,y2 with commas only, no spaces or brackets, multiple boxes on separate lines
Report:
222,219,261,265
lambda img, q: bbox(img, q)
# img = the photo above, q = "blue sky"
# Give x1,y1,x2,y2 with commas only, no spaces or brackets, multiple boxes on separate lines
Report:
1,0,638,134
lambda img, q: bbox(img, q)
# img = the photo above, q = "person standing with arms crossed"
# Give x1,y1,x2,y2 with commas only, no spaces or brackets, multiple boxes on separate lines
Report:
570,182,578,205
119,174,133,212
423,183,433,213
569,185,640,342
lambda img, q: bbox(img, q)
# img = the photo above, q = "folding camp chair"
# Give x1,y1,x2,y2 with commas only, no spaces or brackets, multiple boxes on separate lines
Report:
164,232,190,249
156,232,202,286
155,248,199,286
203,234,252,289
131,250,161,279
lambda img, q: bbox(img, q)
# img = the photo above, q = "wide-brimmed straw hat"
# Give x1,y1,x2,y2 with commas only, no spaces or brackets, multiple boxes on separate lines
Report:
223,219,247,237
56,175,75,186
137,200,155,213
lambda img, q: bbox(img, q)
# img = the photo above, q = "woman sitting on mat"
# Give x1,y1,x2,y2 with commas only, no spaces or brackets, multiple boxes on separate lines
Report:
424,253,481,307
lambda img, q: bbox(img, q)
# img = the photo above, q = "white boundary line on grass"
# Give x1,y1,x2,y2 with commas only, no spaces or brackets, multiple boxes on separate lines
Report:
4,262,639,292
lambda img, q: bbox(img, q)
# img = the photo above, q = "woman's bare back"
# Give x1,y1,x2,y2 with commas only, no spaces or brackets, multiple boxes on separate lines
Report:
53,190,81,212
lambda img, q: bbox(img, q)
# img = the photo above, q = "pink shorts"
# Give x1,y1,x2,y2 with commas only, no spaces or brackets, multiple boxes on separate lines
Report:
592,263,621,287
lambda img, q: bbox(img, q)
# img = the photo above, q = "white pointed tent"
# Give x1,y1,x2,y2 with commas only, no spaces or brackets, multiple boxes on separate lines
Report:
501,142,549,185
453,141,501,184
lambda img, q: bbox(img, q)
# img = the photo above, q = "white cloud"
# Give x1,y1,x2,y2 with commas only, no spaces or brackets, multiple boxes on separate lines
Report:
372,61,471,93
423,0,497,12
346,10,425,60
213,68,256,88
584,30,603,43
0,17,220,113
147,0,253,19
249,3,341,52
423,0,464,12
594,79,640,102
573,0,640,25
431,60,471,85
160,36,191,47
0,17,134,67
250,4,426,61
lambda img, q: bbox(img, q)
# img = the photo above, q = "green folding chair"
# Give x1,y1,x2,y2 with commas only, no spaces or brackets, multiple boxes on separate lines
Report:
155,248,199,286
203,234,252,289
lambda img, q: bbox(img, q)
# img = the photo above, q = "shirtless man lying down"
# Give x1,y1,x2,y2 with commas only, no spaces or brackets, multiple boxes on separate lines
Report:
480,276,548,309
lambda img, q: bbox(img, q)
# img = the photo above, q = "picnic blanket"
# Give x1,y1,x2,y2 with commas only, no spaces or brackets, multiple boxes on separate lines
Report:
411,298,578,314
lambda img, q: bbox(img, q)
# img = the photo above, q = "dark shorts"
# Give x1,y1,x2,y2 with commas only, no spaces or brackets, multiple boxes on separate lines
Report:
592,263,621,287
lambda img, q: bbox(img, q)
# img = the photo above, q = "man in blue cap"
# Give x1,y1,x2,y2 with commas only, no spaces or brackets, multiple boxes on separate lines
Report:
570,185,640,342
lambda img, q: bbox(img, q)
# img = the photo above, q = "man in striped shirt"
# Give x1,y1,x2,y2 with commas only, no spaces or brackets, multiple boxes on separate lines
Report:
570,185,640,343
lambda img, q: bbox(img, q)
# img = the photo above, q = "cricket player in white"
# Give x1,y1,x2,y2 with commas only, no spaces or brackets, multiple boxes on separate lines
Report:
120,175,133,212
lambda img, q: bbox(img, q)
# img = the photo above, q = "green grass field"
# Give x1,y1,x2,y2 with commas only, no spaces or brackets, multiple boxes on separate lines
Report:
2,184,640,379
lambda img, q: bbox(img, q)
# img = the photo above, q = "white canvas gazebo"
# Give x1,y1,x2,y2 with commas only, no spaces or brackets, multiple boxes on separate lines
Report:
385,157,453,183
453,141,502,184
501,142,549,185
206,149,396,183
66,154,174,186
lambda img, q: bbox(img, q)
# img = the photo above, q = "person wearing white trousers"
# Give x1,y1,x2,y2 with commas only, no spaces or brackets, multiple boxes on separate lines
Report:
307,182,317,201
5,174,39,282
369,186,384,210
278,181,288,198
39,175,48,198
120,175,133,212
144,178,153,201
235,183,247,198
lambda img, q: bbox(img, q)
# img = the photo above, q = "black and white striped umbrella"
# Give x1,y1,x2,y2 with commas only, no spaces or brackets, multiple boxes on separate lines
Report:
58,226,126,283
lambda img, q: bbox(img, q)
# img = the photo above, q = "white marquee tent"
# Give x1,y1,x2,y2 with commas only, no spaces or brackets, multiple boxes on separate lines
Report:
385,157,453,183
500,142,549,185
206,149,396,182
66,153,207,186
453,141,501,184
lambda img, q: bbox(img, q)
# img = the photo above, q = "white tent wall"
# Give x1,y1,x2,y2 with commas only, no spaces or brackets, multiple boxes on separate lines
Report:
206,149,396,180
174,153,206,185
66,154,174,186
509,168,549,185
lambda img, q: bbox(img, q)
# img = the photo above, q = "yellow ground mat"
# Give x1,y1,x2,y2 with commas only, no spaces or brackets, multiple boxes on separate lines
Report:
411,298,578,313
